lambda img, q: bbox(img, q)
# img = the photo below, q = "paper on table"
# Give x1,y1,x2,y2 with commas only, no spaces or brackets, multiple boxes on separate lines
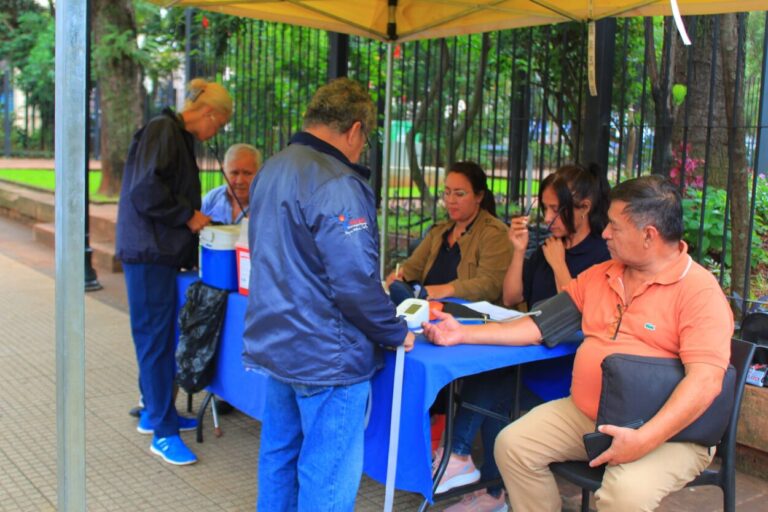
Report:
464,301,525,322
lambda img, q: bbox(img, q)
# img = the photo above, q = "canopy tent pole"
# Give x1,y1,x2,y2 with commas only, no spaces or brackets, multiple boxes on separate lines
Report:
383,345,406,512
55,0,87,510
379,41,395,278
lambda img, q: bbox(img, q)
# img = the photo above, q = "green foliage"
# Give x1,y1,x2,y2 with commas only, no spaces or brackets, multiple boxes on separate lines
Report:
746,12,766,82
612,18,648,115
682,184,768,272
92,23,144,78
3,10,55,124
671,84,687,106
92,1,182,89
0,1,45,64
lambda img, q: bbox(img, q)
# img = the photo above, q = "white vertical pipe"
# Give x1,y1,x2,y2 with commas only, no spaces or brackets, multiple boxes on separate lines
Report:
380,42,395,278
383,345,406,512
55,0,87,510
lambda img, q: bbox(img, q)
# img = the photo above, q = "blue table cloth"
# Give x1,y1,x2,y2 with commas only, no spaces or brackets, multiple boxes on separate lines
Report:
363,336,578,500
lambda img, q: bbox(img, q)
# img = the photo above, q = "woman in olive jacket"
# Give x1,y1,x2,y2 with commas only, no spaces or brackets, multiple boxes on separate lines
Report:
385,161,512,304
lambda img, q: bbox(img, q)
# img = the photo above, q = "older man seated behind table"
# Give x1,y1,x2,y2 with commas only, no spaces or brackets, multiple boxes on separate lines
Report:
202,143,262,224
424,175,733,512
200,143,261,416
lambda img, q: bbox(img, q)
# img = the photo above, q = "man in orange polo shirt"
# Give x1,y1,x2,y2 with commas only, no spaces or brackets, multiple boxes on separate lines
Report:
423,175,733,511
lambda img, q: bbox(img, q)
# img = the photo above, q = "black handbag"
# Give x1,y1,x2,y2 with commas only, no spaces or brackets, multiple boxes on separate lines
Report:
596,354,736,447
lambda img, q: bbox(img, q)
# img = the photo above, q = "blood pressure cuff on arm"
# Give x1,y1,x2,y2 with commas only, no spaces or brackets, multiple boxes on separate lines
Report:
530,292,583,348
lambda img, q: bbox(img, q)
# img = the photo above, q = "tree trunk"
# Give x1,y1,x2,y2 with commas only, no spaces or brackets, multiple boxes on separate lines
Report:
91,0,143,197
671,16,729,189
624,111,637,176
447,33,491,168
645,18,677,176
719,13,750,309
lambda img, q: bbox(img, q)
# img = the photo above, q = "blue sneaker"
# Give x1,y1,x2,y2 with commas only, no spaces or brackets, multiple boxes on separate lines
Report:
137,412,198,435
150,435,197,466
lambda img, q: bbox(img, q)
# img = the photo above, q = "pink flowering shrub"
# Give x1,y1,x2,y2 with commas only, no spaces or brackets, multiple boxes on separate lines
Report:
669,143,704,189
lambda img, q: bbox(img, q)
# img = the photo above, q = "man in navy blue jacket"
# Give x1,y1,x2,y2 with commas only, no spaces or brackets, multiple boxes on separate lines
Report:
243,78,414,511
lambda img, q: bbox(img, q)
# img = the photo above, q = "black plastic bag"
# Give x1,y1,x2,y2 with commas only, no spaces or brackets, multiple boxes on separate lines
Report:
175,281,229,393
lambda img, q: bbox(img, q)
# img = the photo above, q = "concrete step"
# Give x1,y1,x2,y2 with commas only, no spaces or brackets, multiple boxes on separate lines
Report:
0,181,122,273
33,222,122,273
0,182,117,241
0,183,55,224
89,203,118,241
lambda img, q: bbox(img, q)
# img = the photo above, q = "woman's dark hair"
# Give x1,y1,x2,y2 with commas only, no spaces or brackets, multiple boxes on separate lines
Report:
447,161,496,217
538,163,610,236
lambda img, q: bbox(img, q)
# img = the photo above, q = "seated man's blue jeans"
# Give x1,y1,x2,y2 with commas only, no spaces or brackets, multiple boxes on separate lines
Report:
449,363,563,497
451,368,518,497
258,376,369,512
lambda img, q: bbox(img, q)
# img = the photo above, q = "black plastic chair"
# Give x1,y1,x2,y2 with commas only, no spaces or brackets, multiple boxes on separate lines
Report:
550,338,756,512
740,312,768,364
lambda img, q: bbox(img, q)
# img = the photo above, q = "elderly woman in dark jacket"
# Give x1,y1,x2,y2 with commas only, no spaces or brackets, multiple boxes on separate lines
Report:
116,78,232,466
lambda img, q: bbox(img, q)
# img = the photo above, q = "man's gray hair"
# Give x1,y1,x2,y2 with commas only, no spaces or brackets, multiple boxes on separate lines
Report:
610,175,683,242
224,143,262,170
303,78,376,135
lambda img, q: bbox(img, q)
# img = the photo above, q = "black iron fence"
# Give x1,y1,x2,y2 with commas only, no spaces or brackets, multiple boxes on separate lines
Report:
169,11,768,318
0,10,742,316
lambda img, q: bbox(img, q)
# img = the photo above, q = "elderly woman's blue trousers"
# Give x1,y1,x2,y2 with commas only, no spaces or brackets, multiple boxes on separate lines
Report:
123,262,180,438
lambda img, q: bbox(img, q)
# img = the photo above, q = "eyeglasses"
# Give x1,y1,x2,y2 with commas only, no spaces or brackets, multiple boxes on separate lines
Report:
512,200,537,218
442,189,469,199
611,303,624,340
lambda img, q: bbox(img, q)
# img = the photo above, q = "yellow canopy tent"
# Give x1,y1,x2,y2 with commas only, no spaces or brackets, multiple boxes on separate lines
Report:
158,0,765,42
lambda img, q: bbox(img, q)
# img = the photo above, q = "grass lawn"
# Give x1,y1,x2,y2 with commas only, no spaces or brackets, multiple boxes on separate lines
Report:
0,169,232,203
384,178,539,199
0,169,119,202
1,168,542,208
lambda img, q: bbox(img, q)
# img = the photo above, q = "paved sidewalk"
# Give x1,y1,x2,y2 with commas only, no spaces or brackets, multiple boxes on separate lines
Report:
0,247,436,511
1,211,767,510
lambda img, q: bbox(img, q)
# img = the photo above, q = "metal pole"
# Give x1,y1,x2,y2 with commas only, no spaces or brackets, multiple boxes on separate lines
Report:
581,18,616,172
55,0,87,510
92,86,100,159
185,8,194,85
3,65,11,157
745,12,768,316
379,42,394,278
755,13,768,200
383,345,406,512
84,0,101,292
327,32,349,80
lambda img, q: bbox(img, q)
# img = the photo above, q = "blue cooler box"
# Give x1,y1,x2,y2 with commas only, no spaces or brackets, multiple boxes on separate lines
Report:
199,225,241,291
